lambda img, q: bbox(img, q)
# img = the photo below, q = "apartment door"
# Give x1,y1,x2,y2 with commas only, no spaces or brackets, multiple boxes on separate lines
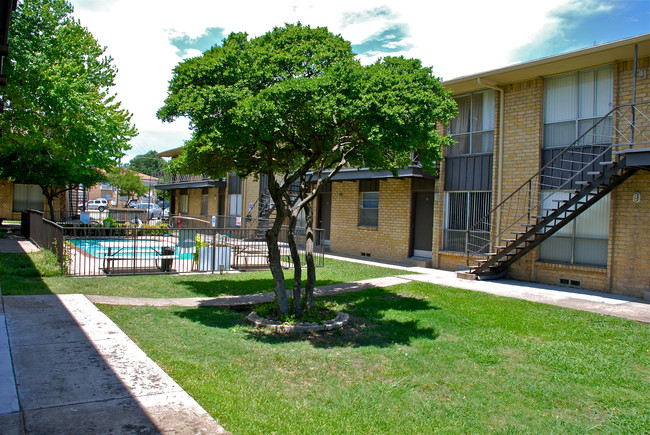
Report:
412,191,434,257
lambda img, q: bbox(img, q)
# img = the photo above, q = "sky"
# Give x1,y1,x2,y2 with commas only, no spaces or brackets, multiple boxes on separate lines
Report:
67,0,650,161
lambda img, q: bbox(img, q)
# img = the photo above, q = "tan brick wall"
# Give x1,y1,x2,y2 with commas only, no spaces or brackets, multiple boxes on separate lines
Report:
241,178,260,218
187,188,202,217
437,251,468,272
609,171,650,298
615,56,650,105
501,80,543,281
431,181,445,268
329,178,413,262
206,188,220,217
534,262,608,292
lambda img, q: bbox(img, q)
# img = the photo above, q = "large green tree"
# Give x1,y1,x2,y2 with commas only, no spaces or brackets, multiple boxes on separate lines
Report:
127,150,168,176
0,0,137,220
158,24,456,315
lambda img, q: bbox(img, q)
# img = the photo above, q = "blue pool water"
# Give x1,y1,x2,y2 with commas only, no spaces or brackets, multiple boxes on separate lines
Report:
70,238,193,260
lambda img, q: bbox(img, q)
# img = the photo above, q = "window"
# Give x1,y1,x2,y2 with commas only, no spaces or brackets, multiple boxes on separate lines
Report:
13,184,44,212
228,173,242,218
544,67,613,148
358,180,379,228
201,188,209,216
448,90,495,156
229,194,242,217
179,189,189,214
539,191,610,267
443,191,491,252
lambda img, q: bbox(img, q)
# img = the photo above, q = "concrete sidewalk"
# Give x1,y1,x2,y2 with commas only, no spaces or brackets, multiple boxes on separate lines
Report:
0,293,228,434
325,255,650,324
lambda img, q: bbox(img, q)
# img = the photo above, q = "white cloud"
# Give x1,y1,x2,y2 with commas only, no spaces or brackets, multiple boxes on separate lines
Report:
67,0,581,158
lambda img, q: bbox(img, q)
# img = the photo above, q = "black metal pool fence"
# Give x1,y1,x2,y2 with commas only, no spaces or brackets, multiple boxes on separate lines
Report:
24,210,324,277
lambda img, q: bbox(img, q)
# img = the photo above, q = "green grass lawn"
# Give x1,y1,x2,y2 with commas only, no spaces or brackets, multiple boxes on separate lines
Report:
0,252,406,298
3,250,649,433
99,282,650,434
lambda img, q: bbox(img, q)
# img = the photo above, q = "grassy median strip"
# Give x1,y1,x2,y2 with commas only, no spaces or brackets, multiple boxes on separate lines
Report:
100,282,650,434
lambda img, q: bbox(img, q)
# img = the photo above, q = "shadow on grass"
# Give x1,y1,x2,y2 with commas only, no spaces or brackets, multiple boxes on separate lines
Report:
174,286,440,349
0,252,57,295
175,278,343,298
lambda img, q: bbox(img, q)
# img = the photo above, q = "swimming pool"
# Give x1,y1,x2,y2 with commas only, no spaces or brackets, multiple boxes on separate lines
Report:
70,238,193,260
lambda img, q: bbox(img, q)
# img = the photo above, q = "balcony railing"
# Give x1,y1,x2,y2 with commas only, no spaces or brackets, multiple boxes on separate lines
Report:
152,171,225,186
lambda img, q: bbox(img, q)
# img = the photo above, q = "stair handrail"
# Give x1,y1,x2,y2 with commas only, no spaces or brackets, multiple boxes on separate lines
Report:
464,101,650,267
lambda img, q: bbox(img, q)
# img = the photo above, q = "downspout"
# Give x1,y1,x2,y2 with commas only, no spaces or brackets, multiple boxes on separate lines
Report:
632,44,637,144
477,77,504,242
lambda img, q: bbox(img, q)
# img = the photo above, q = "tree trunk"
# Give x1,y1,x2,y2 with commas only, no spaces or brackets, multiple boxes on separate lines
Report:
44,191,56,222
266,186,289,315
287,210,303,316
304,201,316,310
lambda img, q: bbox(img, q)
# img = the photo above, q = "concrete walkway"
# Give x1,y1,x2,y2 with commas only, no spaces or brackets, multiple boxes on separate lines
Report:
0,293,228,434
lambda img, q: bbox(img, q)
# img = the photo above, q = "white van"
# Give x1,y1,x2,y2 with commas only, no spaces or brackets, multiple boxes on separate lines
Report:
86,198,109,211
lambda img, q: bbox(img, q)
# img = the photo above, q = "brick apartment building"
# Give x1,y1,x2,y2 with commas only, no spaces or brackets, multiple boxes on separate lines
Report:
157,34,649,298
434,34,649,298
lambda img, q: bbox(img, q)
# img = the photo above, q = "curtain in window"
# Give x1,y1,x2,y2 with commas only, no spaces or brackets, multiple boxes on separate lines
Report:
179,193,189,214
448,96,471,156
449,91,494,155
539,190,609,266
201,190,209,216
13,184,44,212
229,194,242,217
359,192,379,227
544,67,612,148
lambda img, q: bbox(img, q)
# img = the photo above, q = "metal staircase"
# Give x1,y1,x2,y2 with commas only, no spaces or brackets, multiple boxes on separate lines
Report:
466,102,650,278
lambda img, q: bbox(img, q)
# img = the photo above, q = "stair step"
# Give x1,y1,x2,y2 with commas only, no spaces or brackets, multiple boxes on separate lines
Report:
575,181,589,186
599,161,614,166
586,171,601,176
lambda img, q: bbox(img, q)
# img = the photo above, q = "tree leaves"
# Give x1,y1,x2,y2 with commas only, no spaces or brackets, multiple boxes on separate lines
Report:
0,0,137,212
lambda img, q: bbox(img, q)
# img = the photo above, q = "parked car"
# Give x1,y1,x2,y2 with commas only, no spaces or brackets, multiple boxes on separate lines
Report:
125,199,139,208
162,207,169,220
135,203,162,219
86,198,109,212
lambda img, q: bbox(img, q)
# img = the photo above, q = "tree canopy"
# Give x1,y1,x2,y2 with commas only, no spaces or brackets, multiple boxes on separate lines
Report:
0,0,137,219
107,168,148,203
127,150,169,176
158,23,456,315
